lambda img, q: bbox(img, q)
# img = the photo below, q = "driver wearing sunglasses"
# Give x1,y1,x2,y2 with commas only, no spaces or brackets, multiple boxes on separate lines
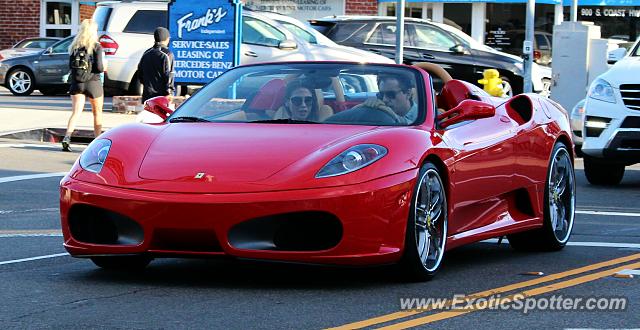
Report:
361,75,417,124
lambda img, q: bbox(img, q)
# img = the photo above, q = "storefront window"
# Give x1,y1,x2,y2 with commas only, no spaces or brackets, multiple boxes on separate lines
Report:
46,2,71,25
485,4,556,53
565,6,640,41
41,0,76,38
45,29,71,37
384,3,423,18
444,3,472,36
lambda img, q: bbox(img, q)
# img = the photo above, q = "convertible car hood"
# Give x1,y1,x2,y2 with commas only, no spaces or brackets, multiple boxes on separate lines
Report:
138,123,374,184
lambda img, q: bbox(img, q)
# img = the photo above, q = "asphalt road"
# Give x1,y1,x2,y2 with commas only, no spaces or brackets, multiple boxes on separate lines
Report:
0,138,638,329
0,87,113,111
0,86,638,329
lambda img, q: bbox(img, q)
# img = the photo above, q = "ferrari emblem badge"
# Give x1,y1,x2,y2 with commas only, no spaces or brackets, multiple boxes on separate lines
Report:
194,172,206,179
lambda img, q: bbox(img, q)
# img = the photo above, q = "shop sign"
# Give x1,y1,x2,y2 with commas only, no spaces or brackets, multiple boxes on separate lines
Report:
168,0,242,84
245,0,343,21
485,27,512,50
580,7,640,18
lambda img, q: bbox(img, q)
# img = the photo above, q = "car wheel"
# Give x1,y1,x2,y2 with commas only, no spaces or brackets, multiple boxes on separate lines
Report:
399,162,448,281
500,76,513,97
508,142,576,251
6,68,35,96
583,155,625,185
90,255,153,270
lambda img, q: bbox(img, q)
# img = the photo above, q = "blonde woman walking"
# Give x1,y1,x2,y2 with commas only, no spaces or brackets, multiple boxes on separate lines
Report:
62,19,105,151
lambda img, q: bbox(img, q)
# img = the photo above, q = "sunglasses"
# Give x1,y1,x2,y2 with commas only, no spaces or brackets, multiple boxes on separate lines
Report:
290,96,313,106
377,90,405,100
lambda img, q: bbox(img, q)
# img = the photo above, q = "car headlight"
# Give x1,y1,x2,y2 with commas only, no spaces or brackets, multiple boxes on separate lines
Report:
316,144,387,178
571,100,585,119
588,79,616,103
79,139,111,173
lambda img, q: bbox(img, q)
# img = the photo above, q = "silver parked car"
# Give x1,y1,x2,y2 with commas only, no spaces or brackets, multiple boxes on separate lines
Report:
570,98,585,154
0,37,62,62
0,36,72,96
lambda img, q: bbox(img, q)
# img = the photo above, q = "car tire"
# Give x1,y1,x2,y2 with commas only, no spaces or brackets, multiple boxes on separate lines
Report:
90,255,153,270
398,162,448,281
508,142,576,251
583,155,625,185
6,67,36,96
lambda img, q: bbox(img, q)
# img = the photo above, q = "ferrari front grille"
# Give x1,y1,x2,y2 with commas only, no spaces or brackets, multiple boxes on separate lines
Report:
228,211,342,251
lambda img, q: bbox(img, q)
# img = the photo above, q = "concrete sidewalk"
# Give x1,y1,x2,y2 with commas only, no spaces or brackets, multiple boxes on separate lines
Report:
0,106,137,135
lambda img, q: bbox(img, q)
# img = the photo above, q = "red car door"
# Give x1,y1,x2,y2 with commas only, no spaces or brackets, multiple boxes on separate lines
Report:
438,109,518,235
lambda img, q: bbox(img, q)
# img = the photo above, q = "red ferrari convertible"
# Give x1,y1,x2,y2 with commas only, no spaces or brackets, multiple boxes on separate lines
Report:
60,62,575,280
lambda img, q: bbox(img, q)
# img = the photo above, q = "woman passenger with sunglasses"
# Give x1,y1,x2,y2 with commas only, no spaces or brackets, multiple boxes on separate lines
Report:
274,81,318,121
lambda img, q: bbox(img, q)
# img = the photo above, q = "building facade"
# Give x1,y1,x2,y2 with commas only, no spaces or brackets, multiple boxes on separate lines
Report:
0,0,96,49
0,0,637,50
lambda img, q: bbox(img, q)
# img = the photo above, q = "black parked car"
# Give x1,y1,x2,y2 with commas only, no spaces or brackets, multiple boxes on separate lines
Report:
0,36,72,96
310,16,551,96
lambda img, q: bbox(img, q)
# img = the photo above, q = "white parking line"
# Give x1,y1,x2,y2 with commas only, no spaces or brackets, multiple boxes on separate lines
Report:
0,207,58,215
576,210,640,217
0,253,68,266
0,229,62,237
0,172,67,184
0,143,61,149
483,239,640,249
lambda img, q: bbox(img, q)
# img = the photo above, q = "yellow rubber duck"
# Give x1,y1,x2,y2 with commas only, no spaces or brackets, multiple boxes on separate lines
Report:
478,69,505,97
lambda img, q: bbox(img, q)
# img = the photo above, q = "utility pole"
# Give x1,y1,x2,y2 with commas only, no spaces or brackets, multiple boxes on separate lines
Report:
523,0,535,93
395,0,405,64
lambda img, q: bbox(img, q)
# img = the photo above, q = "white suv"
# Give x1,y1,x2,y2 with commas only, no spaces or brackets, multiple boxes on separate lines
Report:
92,1,392,95
581,38,640,185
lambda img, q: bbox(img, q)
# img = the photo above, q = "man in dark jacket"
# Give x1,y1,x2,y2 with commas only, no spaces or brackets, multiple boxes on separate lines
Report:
138,27,175,102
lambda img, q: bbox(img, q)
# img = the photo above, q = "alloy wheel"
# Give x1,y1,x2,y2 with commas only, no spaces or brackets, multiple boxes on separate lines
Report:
9,70,32,94
548,147,576,243
414,168,447,272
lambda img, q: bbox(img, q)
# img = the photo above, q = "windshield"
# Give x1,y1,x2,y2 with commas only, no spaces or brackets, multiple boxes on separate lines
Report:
278,21,318,44
631,39,640,56
93,7,112,31
433,22,498,52
171,63,426,126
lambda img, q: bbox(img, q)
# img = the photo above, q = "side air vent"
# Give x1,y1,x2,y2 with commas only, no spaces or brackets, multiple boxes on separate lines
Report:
505,95,533,125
